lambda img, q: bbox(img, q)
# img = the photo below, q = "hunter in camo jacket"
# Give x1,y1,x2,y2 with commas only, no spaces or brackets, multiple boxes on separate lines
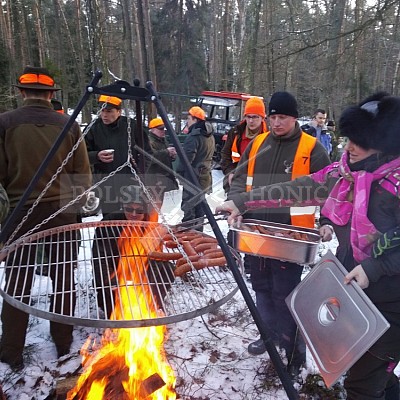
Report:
0,183,9,223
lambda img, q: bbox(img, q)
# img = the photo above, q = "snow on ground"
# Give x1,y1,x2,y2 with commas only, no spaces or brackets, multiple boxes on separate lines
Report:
0,169,379,399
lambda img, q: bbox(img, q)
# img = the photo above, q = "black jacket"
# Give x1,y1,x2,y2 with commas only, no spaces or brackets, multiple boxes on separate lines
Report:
85,116,153,202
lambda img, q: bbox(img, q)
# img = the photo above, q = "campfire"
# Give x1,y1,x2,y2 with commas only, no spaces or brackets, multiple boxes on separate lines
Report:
67,224,176,399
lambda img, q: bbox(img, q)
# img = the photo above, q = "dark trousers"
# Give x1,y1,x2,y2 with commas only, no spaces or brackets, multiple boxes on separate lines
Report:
345,315,400,400
249,256,306,366
345,351,399,400
180,186,206,230
0,202,78,363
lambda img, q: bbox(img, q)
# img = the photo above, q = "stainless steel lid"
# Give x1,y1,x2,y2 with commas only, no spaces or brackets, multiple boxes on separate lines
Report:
286,251,390,387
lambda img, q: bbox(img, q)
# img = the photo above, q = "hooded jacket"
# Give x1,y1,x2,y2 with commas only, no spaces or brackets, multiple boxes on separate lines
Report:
176,120,215,192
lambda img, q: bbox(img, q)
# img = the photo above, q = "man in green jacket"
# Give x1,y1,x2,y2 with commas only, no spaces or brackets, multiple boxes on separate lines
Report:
176,106,215,230
147,117,178,208
228,92,330,375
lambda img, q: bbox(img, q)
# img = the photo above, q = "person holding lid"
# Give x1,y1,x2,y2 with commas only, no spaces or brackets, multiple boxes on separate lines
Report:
217,92,400,399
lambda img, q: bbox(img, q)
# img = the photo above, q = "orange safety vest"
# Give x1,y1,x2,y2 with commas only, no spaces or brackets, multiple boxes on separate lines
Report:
231,121,268,163
246,131,317,228
231,136,241,163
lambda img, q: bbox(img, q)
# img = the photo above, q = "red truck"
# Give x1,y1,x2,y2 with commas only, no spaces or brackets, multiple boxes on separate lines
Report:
197,91,264,166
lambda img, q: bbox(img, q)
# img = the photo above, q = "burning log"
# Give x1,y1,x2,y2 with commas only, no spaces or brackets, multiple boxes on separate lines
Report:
139,373,166,398
69,355,129,399
67,224,177,399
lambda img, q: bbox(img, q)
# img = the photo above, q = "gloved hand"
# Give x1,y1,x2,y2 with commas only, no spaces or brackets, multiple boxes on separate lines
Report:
372,227,400,258
81,191,100,215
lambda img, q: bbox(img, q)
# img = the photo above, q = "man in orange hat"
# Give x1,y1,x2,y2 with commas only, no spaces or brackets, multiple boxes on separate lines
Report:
220,96,267,278
176,106,215,230
146,117,178,208
220,96,267,193
85,95,153,216
0,66,91,369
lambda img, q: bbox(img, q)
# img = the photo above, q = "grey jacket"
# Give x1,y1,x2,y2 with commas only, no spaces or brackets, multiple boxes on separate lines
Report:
176,120,215,193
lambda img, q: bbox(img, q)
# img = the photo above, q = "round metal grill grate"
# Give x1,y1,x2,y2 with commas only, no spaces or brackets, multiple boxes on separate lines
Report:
0,221,240,328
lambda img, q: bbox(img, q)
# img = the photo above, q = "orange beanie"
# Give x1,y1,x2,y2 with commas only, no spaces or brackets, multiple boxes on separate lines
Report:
189,106,206,121
244,97,266,118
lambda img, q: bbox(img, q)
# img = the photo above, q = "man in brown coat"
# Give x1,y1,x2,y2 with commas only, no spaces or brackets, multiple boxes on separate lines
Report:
0,66,91,370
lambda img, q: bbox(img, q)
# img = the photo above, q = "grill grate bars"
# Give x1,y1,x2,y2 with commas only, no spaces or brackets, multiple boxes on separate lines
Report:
0,221,239,328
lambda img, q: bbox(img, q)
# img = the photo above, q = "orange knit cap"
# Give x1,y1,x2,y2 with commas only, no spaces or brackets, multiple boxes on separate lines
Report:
244,97,266,118
98,95,122,109
149,117,164,129
189,106,206,121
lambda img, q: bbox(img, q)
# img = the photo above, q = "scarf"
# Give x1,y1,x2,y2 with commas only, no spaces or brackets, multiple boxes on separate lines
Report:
245,125,261,139
321,152,400,262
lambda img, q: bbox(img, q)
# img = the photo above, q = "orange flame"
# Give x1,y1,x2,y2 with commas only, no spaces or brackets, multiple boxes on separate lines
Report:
67,223,176,399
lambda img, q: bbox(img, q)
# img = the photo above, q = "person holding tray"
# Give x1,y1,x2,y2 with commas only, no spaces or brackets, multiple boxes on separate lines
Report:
226,91,330,375
217,92,400,399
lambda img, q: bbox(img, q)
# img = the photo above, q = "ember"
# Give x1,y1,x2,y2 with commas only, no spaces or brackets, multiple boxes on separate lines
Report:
67,224,176,400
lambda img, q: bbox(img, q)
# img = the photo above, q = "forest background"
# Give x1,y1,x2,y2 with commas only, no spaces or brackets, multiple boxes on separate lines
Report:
0,0,400,130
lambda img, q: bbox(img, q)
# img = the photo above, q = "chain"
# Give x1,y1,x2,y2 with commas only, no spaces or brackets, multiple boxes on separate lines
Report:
125,116,194,268
6,102,196,272
5,106,105,247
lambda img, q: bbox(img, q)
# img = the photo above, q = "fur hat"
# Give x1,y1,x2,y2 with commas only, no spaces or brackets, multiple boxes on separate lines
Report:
15,66,60,91
189,106,206,121
98,95,122,109
339,91,400,155
244,97,266,118
268,91,298,118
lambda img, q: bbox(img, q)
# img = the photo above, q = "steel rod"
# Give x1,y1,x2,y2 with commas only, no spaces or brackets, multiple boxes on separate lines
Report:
146,81,299,399
0,71,103,243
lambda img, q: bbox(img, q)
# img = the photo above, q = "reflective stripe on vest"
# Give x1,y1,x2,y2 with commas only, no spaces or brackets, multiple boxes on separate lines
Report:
231,136,241,162
246,131,317,228
231,121,268,163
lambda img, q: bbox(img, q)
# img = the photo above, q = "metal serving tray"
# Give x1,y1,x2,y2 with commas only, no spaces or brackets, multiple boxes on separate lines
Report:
286,251,390,387
230,219,320,264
